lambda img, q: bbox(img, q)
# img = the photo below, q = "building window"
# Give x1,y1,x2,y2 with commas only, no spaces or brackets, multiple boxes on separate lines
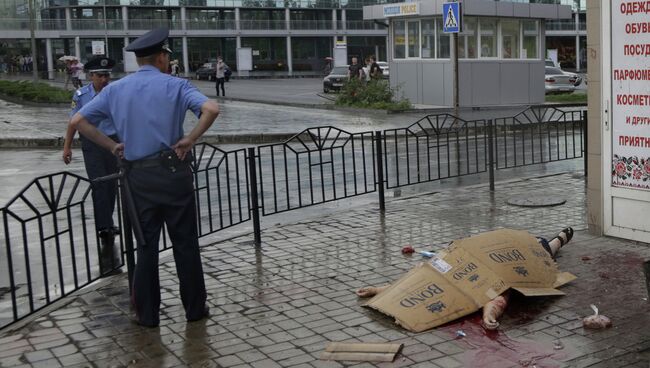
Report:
459,16,477,59
421,19,434,58
501,19,519,58
393,20,405,59
522,20,538,59
479,18,497,58
407,20,420,58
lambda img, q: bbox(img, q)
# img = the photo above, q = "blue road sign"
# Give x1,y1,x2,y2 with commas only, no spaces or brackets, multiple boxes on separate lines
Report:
442,2,461,33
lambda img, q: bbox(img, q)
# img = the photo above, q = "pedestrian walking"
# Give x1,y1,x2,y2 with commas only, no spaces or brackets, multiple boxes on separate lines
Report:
368,56,382,80
69,27,220,328
348,57,364,80
215,56,228,96
70,59,84,89
170,60,180,77
62,56,121,276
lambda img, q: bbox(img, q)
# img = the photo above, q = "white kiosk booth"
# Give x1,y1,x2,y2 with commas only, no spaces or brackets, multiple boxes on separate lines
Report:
587,1,650,242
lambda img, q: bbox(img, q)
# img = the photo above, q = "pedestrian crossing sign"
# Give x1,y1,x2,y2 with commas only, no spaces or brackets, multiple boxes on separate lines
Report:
442,2,461,33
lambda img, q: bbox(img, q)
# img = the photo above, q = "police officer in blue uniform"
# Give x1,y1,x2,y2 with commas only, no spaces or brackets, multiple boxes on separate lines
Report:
62,56,121,276
69,28,220,327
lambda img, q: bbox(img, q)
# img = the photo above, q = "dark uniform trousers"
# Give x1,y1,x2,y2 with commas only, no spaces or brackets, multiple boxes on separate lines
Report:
81,135,119,232
127,160,207,327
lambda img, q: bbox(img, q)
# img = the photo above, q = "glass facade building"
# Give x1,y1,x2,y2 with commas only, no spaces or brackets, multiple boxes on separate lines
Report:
0,0,390,77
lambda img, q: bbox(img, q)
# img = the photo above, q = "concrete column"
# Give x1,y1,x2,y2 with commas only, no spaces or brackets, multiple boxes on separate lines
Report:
182,36,189,78
122,6,128,31
341,9,346,30
65,7,72,31
235,8,240,31
575,35,581,72
45,38,54,80
74,36,80,59
237,36,241,49
285,8,290,30
375,45,379,59
180,7,186,31
332,9,337,30
286,35,292,75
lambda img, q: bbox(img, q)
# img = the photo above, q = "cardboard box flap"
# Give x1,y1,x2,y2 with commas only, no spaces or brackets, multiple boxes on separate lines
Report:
320,342,404,362
553,272,577,288
364,263,478,332
438,247,509,307
512,287,565,296
450,229,557,289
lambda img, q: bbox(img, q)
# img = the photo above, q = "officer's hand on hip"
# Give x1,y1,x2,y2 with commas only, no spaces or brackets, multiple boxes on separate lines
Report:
62,148,72,165
172,136,194,161
111,143,125,159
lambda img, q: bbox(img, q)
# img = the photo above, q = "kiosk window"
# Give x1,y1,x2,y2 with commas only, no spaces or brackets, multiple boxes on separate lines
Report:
479,18,497,58
501,19,520,58
421,19,434,58
436,17,450,58
522,20,538,59
407,21,420,58
459,17,477,59
393,20,406,59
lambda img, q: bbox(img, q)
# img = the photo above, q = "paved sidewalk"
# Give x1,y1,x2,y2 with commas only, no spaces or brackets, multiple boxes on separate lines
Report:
1,173,649,368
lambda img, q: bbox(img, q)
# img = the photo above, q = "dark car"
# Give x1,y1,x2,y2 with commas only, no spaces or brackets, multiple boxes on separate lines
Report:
195,62,216,81
323,65,349,93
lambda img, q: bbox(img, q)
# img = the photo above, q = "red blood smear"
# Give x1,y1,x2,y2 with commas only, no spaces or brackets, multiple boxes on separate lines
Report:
438,314,566,368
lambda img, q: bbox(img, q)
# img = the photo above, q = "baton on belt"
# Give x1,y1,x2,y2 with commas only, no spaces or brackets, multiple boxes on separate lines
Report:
92,159,143,292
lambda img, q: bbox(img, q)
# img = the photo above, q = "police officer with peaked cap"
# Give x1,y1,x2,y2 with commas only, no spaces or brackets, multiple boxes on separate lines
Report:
69,28,220,327
63,56,121,277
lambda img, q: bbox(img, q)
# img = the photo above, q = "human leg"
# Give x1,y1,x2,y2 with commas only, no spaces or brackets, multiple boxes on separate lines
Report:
162,165,207,321
127,166,167,327
81,137,121,274
217,78,225,96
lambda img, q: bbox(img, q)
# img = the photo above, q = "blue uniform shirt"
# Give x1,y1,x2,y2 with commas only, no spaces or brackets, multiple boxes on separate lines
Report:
70,83,117,137
78,65,208,161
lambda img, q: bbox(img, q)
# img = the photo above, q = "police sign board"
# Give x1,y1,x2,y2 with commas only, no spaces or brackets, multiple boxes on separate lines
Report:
383,2,419,18
442,2,461,33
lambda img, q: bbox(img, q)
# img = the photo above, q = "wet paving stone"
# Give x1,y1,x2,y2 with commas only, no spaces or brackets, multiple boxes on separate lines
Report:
1,174,650,367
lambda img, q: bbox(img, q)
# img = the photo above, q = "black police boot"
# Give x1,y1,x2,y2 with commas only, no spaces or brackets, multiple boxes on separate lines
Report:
99,229,122,276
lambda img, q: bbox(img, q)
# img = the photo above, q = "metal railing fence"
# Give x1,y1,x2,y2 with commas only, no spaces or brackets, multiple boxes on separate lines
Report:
0,172,125,329
256,127,376,216
382,114,489,189
0,105,586,330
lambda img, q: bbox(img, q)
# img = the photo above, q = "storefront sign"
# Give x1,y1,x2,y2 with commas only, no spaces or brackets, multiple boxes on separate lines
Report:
611,1,650,190
383,2,419,18
91,41,105,55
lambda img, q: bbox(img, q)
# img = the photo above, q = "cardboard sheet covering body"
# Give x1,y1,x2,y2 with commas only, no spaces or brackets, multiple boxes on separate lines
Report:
364,229,576,332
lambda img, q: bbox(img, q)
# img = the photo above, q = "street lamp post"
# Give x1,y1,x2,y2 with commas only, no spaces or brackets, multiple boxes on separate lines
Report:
28,0,39,80
103,0,109,57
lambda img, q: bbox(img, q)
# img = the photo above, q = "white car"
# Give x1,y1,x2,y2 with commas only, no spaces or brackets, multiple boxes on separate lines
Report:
545,66,577,94
545,59,582,86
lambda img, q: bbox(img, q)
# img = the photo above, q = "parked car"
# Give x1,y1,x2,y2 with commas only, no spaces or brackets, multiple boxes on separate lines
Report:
545,59,582,86
195,62,216,81
545,66,577,94
377,61,389,79
323,65,349,93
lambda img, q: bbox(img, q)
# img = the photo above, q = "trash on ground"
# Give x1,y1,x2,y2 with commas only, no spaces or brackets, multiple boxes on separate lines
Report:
319,342,404,362
553,340,564,350
419,251,435,258
456,330,467,338
401,245,415,254
363,229,577,332
582,304,612,329
581,256,591,261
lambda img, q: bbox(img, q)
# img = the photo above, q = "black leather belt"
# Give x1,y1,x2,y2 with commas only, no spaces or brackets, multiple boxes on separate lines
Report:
128,150,192,171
